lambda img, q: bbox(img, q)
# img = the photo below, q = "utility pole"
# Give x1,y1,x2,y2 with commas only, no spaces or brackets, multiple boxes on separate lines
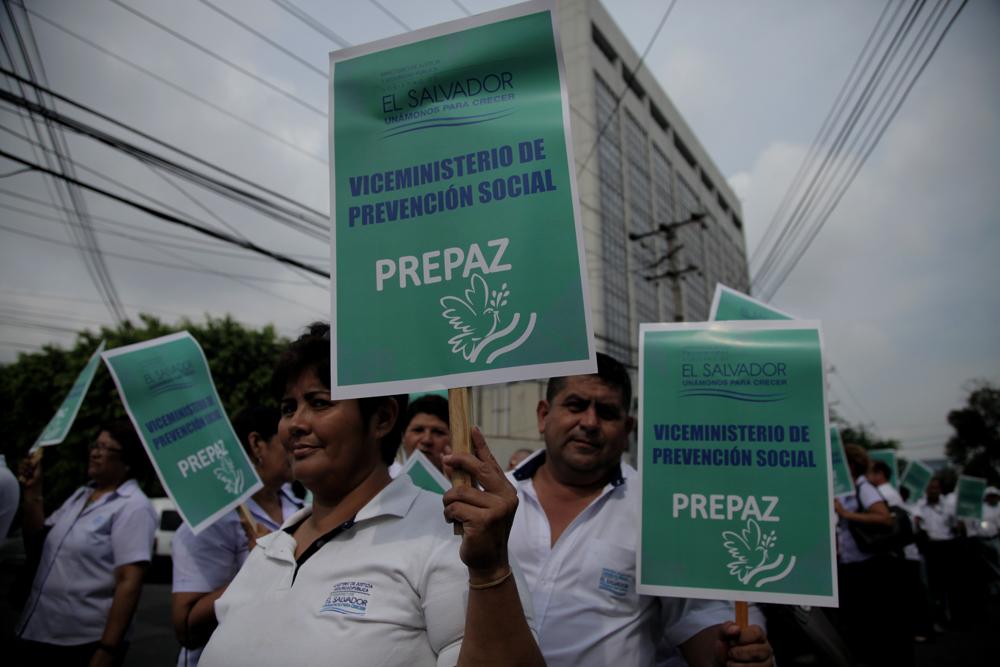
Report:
628,212,705,321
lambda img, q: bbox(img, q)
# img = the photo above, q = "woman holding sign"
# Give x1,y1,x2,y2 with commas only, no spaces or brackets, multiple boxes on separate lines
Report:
15,420,156,667
833,444,912,666
199,323,542,667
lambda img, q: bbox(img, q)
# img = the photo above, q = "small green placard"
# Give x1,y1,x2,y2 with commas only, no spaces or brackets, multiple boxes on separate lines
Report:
102,332,261,534
868,449,898,488
899,459,934,501
34,341,106,449
400,449,450,494
829,427,854,496
638,321,836,607
955,475,986,520
709,284,794,322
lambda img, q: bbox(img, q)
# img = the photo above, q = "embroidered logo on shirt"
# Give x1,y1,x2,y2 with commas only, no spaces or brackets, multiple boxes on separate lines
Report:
320,581,373,616
598,567,632,596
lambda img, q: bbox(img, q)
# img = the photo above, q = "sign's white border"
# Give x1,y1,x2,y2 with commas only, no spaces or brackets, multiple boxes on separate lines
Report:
103,331,262,535
327,0,595,398
636,320,838,607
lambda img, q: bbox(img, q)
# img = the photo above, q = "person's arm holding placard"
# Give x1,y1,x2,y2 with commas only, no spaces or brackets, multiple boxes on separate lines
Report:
443,427,544,667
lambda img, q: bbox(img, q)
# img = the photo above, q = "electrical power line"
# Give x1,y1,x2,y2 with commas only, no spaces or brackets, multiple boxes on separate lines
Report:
0,149,330,277
107,0,325,117
269,0,350,48
16,4,326,164
195,0,326,78
0,84,329,238
574,0,677,179
758,0,967,300
752,0,968,301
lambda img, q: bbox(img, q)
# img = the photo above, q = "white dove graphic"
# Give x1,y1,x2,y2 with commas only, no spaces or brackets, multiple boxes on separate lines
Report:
213,455,245,495
721,518,797,588
439,274,536,364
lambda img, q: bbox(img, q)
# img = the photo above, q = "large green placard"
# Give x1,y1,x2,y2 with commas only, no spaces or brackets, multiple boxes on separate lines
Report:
899,459,934,501
34,340,106,449
103,332,261,534
329,0,594,398
955,475,986,520
638,321,836,606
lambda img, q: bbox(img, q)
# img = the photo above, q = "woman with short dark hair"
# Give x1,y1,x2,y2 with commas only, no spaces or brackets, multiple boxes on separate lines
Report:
199,322,543,667
16,420,157,666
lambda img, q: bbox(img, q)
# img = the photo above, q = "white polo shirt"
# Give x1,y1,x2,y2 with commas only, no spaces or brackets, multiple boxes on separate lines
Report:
17,478,156,645
173,489,303,667
508,451,752,667
915,496,956,541
876,482,921,561
200,474,534,667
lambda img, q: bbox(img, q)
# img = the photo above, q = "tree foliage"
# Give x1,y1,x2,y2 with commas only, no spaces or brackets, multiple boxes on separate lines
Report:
945,381,1000,486
832,420,900,452
0,315,287,513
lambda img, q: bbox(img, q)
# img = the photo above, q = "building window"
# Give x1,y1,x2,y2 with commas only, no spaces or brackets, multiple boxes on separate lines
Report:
624,110,657,343
595,75,631,364
591,24,618,65
652,144,676,322
674,133,697,169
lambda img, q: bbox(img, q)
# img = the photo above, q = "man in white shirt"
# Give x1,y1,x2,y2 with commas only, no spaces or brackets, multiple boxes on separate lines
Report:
507,353,772,667
915,477,958,627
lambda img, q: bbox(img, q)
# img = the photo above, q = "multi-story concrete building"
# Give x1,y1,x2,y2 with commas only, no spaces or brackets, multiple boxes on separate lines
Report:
473,0,750,465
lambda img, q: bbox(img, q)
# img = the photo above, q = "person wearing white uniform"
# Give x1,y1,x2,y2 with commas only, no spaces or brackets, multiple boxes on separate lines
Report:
508,352,773,667
914,477,959,627
199,322,543,667
0,453,19,539
833,444,913,665
867,459,932,641
15,421,156,666
171,405,303,667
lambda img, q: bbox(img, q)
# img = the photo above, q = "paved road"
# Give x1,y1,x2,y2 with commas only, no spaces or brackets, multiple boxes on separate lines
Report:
127,581,179,667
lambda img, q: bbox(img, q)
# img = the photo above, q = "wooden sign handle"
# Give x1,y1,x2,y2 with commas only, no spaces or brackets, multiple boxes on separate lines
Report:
237,503,256,531
449,387,472,535
735,600,748,629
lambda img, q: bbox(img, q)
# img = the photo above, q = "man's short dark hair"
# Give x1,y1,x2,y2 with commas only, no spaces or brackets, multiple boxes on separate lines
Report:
545,352,632,411
404,394,449,431
232,405,281,460
871,460,892,480
271,322,408,466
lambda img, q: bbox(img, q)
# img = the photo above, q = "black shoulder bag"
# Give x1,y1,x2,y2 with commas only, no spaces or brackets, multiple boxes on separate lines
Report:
847,482,915,554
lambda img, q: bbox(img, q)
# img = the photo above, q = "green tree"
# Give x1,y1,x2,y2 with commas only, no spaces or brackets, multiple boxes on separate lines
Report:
945,381,1000,487
0,315,287,512
832,420,900,452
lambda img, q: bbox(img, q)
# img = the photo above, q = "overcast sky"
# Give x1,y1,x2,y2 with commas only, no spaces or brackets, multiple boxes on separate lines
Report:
1,0,997,461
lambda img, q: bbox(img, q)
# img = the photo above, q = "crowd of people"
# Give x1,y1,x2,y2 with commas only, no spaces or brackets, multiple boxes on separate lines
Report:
831,445,999,666
1,321,997,666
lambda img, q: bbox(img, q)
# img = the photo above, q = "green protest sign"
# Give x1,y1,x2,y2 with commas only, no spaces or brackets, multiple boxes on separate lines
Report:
638,321,837,606
829,427,854,496
899,459,934,501
709,284,794,322
955,475,986,520
868,449,898,487
102,332,261,534
329,0,594,398
32,340,107,450
400,450,450,495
